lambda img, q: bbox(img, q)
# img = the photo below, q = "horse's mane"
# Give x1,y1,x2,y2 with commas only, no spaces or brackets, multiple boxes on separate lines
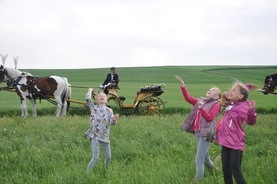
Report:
4,67,23,79
264,73,277,83
21,71,33,76
270,73,277,80
4,67,32,79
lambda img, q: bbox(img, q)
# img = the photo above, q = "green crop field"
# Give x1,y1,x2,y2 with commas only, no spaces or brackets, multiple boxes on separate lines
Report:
0,66,276,183
0,66,276,116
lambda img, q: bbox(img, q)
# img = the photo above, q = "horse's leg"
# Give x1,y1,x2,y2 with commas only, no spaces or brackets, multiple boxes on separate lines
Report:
21,98,28,117
64,84,71,115
30,98,37,117
53,77,70,116
54,97,62,116
61,100,67,116
61,89,70,116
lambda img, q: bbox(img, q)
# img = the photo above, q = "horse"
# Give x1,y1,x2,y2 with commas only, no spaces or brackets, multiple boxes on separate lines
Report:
261,73,277,95
0,65,71,117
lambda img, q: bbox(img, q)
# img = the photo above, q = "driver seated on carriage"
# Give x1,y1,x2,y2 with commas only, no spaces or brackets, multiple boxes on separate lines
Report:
100,67,120,94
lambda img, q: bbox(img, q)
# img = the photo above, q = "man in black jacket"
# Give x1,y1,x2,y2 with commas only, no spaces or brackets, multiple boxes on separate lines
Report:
101,67,120,90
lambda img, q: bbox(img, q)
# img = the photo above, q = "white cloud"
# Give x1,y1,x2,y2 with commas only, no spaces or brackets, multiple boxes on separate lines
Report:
0,0,276,69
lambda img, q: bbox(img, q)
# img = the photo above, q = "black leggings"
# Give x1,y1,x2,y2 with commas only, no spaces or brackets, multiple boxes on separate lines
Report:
221,146,246,184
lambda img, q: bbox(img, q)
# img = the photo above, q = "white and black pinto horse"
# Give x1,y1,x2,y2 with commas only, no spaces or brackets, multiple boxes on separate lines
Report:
0,65,71,117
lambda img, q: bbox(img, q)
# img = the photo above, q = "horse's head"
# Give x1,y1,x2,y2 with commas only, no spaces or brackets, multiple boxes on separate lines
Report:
0,65,7,83
262,73,277,94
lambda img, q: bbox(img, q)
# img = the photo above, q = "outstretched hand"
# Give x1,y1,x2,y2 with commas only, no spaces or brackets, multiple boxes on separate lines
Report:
85,88,94,99
175,75,185,86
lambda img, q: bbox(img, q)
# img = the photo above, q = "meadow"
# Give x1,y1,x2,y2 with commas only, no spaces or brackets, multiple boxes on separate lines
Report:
0,66,276,183
0,65,276,116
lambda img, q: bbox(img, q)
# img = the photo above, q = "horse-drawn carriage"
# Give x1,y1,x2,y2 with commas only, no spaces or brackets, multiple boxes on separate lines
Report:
101,83,166,115
0,64,166,116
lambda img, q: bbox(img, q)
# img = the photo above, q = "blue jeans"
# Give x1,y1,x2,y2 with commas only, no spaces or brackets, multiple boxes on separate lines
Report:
195,132,215,179
87,139,111,170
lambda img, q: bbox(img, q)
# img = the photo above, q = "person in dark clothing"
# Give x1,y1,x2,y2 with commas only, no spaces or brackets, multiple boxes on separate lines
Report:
100,67,120,91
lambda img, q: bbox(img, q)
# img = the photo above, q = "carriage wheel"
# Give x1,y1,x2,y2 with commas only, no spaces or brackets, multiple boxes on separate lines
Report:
137,96,165,115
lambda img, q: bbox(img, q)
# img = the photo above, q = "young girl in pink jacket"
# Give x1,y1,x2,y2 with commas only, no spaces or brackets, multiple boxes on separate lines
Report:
216,82,257,184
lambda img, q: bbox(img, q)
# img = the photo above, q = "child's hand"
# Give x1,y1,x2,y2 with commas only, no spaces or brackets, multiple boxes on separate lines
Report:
198,98,204,109
175,75,185,86
112,114,119,121
248,100,256,109
85,88,94,99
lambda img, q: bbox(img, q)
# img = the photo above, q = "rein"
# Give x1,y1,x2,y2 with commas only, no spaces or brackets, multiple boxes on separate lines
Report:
0,70,91,116
27,88,86,110
70,85,101,89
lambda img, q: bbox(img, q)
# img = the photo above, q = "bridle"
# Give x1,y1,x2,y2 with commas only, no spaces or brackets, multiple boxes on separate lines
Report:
0,68,7,83
265,76,273,87
263,75,277,93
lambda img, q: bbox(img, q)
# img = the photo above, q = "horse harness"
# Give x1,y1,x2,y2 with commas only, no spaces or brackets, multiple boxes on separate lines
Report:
13,75,52,101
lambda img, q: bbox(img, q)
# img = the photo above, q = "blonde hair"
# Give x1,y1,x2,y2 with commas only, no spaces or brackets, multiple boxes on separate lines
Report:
219,82,249,108
219,91,230,108
234,82,249,102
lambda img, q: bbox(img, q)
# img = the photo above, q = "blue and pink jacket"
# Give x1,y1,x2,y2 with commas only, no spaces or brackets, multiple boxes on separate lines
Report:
181,86,220,136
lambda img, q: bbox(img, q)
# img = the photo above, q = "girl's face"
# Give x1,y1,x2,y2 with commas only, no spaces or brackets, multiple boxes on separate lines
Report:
96,92,107,105
205,87,220,100
228,85,243,101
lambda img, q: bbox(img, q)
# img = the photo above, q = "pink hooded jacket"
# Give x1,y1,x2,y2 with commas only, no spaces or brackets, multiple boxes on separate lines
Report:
216,101,257,151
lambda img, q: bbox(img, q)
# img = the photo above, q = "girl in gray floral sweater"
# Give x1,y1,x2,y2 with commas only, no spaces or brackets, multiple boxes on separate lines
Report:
85,88,119,170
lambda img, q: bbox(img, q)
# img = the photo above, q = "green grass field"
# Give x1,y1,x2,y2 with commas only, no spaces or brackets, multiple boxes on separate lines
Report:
0,66,276,116
0,66,276,183
0,115,276,183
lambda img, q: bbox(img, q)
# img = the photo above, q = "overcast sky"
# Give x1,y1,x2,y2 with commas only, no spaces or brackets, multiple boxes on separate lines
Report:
0,0,276,69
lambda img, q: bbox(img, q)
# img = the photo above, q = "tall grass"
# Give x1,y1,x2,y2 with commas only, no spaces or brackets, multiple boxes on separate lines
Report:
0,114,276,183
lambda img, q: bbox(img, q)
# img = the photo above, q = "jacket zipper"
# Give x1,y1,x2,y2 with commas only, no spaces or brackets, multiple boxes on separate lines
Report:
229,119,233,128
